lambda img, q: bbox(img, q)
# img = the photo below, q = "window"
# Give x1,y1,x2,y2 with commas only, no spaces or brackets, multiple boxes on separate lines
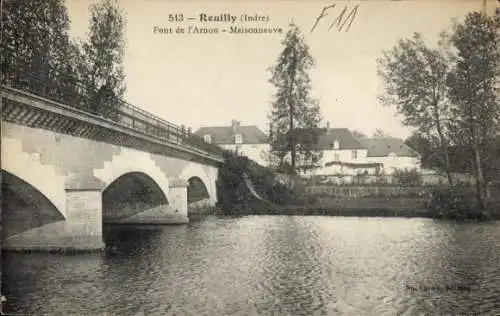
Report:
351,150,358,160
203,134,212,144
334,153,340,161
234,133,243,144
333,140,340,150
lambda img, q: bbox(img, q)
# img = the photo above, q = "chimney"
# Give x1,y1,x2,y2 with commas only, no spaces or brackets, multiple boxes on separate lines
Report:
187,127,192,135
326,121,330,133
231,119,239,134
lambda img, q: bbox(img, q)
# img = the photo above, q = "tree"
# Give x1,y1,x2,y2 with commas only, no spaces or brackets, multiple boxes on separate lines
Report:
377,32,455,186
405,131,433,156
80,0,126,119
268,23,322,174
372,129,392,138
352,130,367,138
2,0,73,86
447,12,500,209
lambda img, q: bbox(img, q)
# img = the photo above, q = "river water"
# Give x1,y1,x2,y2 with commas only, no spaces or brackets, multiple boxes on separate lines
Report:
3,216,500,315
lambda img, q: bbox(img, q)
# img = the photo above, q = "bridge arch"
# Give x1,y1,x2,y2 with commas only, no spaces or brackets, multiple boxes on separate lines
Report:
2,137,67,217
187,176,210,203
179,164,216,204
102,172,169,221
2,171,65,239
93,148,171,202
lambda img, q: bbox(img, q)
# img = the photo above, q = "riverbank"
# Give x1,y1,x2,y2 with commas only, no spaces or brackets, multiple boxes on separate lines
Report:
222,197,500,220
224,206,500,220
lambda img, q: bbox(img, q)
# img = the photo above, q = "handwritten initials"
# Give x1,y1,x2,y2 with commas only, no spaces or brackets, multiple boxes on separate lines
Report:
310,4,359,33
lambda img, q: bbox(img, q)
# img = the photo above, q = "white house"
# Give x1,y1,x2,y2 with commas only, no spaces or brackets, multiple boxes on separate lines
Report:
358,137,421,174
290,125,421,176
299,127,377,176
194,120,270,166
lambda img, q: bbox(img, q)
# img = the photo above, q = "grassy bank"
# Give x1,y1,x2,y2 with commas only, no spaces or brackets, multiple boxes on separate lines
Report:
216,151,315,214
228,197,430,218
214,151,499,220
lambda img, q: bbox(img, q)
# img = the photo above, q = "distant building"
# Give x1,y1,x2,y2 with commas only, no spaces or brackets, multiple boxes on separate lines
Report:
286,123,421,176
195,120,421,174
358,137,421,174
289,126,374,176
194,120,270,166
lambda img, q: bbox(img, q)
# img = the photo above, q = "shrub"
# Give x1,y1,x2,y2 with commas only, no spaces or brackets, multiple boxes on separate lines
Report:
425,184,492,220
393,168,422,187
216,150,316,214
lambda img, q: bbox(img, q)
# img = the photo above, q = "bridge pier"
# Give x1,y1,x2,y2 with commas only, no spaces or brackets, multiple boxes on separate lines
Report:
3,175,105,252
168,178,189,218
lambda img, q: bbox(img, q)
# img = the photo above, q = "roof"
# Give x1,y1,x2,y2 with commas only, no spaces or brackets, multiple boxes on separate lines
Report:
358,137,420,157
288,128,366,150
194,125,268,144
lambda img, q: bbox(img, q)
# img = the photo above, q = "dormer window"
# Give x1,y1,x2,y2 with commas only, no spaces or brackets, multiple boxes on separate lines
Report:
388,152,397,159
333,140,340,150
234,133,243,144
204,134,212,144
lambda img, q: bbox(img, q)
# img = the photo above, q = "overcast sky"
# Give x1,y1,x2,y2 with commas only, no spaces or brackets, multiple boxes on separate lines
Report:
66,0,491,139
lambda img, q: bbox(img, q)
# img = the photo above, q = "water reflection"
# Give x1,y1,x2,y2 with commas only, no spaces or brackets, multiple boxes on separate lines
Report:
3,216,500,315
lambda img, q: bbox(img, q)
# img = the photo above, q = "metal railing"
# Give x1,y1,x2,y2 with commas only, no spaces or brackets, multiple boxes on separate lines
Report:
1,47,223,157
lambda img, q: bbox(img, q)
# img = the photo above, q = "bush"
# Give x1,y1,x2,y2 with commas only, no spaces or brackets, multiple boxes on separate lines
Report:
216,150,316,214
393,168,422,187
425,184,492,220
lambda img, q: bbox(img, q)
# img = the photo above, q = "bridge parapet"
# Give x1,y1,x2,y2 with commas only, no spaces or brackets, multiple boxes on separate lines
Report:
2,86,223,165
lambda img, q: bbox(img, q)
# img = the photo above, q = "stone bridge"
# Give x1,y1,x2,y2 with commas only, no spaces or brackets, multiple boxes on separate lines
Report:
1,86,224,252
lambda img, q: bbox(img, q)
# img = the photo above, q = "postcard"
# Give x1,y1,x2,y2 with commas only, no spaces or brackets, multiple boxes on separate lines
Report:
2,0,499,315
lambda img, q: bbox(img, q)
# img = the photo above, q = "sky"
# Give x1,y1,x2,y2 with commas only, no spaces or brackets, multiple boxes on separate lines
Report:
65,0,494,139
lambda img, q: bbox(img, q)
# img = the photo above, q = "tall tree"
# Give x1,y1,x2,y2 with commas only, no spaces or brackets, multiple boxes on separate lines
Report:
2,0,72,85
447,12,500,209
377,32,455,186
268,23,322,174
81,0,126,118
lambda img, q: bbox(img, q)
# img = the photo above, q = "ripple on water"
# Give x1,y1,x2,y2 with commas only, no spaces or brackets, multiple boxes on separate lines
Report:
3,216,500,315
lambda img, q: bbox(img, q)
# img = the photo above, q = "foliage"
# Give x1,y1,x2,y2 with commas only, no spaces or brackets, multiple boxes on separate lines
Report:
2,0,75,86
377,32,455,186
2,0,127,122
352,130,367,138
268,23,323,174
422,139,500,184
446,12,500,208
405,132,432,156
393,169,423,187
447,12,500,146
372,129,391,138
75,0,126,119
216,150,316,214
425,184,492,220
82,0,126,93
